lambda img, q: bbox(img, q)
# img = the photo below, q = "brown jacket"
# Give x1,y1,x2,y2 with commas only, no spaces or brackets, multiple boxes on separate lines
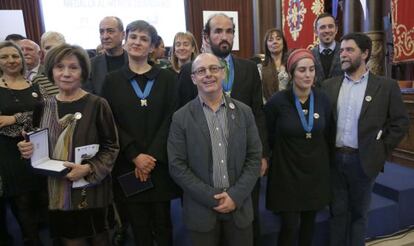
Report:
40,94,119,210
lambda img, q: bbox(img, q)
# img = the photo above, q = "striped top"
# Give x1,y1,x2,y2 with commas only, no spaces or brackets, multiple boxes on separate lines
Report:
201,96,230,189
32,73,59,96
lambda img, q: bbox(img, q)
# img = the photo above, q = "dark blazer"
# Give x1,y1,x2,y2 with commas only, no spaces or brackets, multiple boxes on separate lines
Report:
87,52,128,95
168,96,262,232
178,55,269,157
322,73,409,177
102,66,180,202
311,42,342,87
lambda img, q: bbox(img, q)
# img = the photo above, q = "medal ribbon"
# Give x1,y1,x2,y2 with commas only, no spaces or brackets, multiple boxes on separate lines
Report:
130,79,155,100
293,89,314,135
221,58,234,94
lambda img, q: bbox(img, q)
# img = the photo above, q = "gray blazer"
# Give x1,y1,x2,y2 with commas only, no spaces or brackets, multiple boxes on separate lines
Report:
312,42,342,87
168,96,262,232
322,73,409,177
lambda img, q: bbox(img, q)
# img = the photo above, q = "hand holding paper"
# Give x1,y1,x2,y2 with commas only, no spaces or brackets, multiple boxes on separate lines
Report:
64,162,92,181
72,144,99,188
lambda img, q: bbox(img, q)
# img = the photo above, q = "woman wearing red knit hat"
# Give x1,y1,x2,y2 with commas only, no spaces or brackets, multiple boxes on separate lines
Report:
264,48,332,246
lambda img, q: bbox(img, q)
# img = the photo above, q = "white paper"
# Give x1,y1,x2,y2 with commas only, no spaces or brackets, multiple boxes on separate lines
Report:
73,144,99,188
35,159,67,172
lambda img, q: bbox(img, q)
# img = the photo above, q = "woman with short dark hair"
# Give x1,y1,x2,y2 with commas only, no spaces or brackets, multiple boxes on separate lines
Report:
18,44,119,245
102,20,180,246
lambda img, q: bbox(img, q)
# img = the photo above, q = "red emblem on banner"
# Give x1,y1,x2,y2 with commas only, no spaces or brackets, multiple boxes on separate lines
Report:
391,0,414,63
283,0,324,49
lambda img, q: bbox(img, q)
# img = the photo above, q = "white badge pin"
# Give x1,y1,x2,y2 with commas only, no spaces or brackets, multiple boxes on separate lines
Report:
365,96,372,102
74,112,82,120
229,102,235,109
314,113,319,119
31,92,38,98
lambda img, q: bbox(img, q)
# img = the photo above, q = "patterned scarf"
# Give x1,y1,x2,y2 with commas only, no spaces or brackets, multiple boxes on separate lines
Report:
40,97,79,210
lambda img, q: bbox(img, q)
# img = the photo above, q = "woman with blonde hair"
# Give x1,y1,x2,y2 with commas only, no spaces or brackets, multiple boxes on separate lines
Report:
170,31,199,74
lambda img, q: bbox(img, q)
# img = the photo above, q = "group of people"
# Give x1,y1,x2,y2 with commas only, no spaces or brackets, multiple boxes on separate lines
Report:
0,11,409,246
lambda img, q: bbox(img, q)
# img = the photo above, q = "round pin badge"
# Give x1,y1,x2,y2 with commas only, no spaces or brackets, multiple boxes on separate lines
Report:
229,102,235,109
74,112,82,120
365,96,372,102
314,113,320,119
31,92,38,98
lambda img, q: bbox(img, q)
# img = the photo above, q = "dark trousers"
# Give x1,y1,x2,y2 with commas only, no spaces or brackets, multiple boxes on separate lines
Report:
190,219,253,246
251,180,261,246
329,152,376,246
0,198,12,246
277,210,317,246
126,201,172,246
1,193,42,245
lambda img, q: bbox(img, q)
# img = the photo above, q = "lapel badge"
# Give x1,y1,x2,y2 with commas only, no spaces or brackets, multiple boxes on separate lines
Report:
74,112,82,120
365,96,372,102
229,102,235,110
313,113,320,119
31,92,39,98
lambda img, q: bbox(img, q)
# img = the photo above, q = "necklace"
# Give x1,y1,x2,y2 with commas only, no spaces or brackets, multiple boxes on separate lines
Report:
1,78,38,103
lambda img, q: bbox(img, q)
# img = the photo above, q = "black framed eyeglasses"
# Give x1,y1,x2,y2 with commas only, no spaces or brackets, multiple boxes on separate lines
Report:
192,65,224,76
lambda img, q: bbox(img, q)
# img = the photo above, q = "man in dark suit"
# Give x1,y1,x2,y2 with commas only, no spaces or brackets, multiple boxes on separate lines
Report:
178,14,268,245
311,13,342,87
168,53,261,246
87,16,128,95
322,32,409,246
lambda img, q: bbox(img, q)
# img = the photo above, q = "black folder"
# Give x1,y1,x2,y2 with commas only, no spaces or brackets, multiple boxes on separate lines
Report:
117,171,154,197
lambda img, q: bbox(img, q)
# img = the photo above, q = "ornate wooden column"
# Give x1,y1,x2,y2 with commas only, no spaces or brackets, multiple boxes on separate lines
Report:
364,0,385,76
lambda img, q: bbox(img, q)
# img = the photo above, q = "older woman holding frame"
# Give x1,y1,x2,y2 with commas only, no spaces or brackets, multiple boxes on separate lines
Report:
18,44,119,245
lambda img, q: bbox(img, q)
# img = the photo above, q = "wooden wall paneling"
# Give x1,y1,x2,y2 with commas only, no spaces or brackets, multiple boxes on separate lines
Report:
184,0,254,58
258,0,277,54
391,92,414,167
